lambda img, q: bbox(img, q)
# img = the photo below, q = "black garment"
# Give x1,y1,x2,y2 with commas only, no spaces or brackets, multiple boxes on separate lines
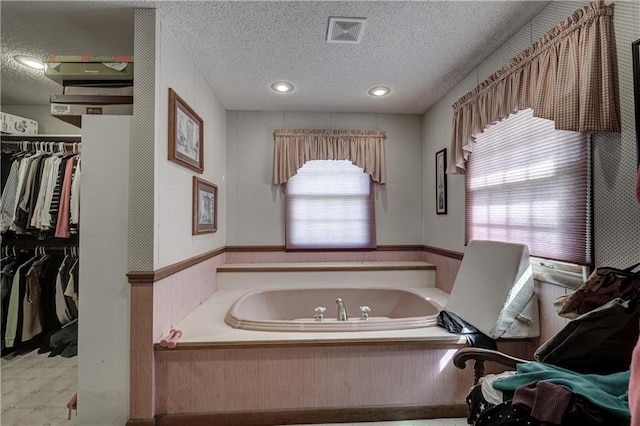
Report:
469,385,629,426
12,258,32,348
14,156,44,229
467,383,497,425
49,321,77,358
437,310,497,350
476,402,538,426
38,254,64,332
1,152,13,189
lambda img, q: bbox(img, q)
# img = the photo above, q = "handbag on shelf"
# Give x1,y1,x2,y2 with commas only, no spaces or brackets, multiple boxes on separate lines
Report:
554,262,640,319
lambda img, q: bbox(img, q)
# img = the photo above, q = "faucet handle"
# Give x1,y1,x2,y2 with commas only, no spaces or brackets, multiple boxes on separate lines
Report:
313,306,326,322
359,305,371,320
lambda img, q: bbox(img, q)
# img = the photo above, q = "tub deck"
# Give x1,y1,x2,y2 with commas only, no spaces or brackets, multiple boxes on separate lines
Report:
166,261,462,347
169,283,463,347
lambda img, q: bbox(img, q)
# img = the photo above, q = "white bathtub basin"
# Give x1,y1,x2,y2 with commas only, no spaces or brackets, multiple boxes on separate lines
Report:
224,287,443,332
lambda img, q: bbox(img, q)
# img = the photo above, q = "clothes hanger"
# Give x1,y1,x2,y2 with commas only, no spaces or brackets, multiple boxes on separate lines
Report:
0,246,9,263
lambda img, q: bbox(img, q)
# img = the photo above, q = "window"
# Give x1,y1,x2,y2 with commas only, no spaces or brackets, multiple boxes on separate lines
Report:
285,160,375,249
466,108,591,266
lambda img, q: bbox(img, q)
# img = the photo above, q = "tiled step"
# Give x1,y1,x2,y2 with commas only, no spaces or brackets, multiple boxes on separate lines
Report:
216,261,436,289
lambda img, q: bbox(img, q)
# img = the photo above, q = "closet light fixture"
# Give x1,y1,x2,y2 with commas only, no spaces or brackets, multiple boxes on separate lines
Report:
368,86,391,97
14,55,44,70
270,81,294,93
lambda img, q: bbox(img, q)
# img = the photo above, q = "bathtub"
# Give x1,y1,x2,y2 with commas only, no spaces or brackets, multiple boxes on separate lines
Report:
224,287,443,332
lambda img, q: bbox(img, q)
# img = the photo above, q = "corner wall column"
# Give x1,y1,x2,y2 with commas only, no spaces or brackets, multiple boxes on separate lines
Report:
129,7,157,421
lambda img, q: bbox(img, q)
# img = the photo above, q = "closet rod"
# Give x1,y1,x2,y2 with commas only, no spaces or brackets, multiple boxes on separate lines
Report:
1,134,81,143
2,236,78,248
1,140,81,153
2,245,77,254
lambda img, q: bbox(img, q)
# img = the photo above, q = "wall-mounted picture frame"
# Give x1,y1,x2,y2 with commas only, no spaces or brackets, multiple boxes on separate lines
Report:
192,176,217,235
632,38,640,165
436,148,447,215
169,88,204,173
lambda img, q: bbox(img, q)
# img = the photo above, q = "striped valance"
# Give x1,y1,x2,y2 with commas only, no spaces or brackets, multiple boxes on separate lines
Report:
449,0,619,174
273,129,386,184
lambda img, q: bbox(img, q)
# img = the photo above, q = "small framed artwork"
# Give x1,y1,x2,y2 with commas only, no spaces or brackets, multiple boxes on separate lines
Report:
435,148,447,215
192,177,217,235
169,88,204,173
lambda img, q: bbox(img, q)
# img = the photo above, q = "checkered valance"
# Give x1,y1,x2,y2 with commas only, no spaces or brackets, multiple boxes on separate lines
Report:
273,129,386,184
448,0,620,174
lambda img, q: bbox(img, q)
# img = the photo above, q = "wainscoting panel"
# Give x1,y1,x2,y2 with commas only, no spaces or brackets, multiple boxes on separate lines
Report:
155,343,470,414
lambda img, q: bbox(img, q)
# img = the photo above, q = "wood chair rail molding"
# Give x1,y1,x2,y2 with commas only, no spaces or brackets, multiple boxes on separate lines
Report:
423,245,464,260
127,245,463,284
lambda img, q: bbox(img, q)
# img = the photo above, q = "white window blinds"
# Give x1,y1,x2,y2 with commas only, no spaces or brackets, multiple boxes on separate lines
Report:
466,108,591,266
285,160,375,250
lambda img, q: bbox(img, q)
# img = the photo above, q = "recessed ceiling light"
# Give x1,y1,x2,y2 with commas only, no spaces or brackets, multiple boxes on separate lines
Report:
14,55,44,70
270,81,294,93
368,86,391,97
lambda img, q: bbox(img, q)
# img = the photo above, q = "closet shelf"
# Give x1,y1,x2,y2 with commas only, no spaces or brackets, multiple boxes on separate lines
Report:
49,94,132,105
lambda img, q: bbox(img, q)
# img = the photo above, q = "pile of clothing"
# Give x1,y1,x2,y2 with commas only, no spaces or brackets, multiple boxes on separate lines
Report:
467,363,630,425
463,263,640,425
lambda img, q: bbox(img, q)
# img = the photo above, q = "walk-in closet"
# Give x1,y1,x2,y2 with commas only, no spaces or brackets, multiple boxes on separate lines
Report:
1,134,81,423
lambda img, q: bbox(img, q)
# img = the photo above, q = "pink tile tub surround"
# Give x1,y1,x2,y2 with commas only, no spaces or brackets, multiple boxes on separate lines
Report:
225,287,443,332
153,254,225,340
423,251,462,294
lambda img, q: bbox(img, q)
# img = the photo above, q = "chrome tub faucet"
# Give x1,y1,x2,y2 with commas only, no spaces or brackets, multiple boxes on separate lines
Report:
336,298,349,321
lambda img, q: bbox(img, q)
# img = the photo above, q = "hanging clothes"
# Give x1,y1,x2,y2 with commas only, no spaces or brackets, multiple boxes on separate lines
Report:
1,251,77,354
1,140,80,358
1,148,80,239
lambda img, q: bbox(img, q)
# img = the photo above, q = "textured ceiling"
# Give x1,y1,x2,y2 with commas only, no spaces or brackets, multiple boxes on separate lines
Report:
1,1,550,114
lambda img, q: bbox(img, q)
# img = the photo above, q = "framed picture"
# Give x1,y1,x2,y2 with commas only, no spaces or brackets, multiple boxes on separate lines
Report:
436,148,447,215
169,88,204,173
192,177,217,235
633,39,640,165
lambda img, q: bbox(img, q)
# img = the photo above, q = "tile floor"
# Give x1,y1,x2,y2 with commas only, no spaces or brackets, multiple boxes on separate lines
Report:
1,348,77,426
1,350,468,426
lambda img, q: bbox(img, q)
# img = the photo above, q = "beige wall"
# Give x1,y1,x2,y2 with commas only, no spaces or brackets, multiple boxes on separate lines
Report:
155,15,227,269
226,111,423,246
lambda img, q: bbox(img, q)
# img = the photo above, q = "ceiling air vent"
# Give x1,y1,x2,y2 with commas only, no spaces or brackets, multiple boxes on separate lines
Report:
327,17,366,44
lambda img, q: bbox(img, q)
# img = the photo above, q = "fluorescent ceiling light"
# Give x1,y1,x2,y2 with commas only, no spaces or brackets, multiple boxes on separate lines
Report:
14,55,44,70
271,81,294,93
368,86,390,97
